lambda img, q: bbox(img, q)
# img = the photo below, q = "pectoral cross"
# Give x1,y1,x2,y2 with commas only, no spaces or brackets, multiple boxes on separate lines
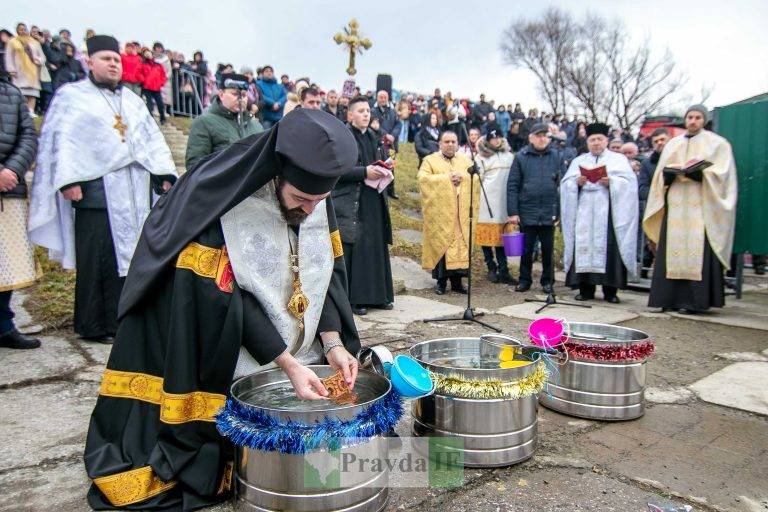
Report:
333,19,372,76
113,114,128,142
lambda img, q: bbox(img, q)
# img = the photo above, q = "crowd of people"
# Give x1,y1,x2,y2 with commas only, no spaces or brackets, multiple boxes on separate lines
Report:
0,25,752,510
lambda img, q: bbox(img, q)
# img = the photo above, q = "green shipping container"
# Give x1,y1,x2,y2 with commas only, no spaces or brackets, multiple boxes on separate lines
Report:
715,94,768,254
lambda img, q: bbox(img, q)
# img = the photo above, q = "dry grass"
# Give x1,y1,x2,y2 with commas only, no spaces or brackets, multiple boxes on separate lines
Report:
25,247,76,330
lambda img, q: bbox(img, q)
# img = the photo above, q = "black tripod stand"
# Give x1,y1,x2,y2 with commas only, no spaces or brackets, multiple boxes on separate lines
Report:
524,235,592,314
424,126,501,332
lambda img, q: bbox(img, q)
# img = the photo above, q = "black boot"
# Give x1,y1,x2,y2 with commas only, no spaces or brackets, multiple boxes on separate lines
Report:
487,263,499,283
498,268,517,285
0,329,41,349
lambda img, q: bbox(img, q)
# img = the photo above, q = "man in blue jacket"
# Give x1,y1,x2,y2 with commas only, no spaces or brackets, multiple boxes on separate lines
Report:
507,123,561,293
256,65,287,128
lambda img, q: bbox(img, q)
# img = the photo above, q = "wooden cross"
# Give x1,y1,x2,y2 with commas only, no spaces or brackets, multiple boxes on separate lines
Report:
333,19,372,76
112,114,128,142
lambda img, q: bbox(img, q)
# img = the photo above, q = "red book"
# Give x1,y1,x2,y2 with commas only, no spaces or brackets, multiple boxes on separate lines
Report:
579,165,607,183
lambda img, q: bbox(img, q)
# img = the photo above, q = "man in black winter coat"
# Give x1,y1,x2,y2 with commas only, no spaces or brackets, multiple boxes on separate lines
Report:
0,76,41,349
507,123,561,292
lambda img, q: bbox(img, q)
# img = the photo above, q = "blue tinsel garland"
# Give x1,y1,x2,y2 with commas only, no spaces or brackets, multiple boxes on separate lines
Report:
216,390,403,455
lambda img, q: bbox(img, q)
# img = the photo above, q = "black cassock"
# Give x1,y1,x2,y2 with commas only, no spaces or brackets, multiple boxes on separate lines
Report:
84,128,359,510
334,128,394,306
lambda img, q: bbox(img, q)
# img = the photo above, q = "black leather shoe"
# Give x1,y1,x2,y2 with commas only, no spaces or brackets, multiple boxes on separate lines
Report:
574,294,593,301
376,303,394,310
351,306,367,315
515,282,531,292
542,283,554,294
487,269,499,283
604,296,621,304
452,284,468,294
0,329,41,349
435,284,446,295
81,335,115,344
678,308,700,315
756,267,766,275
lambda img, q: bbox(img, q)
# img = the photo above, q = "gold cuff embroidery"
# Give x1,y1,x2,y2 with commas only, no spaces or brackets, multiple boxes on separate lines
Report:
176,242,224,278
93,466,176,507
330,229,343,258
99,369,225,424
160,390,227,424
100,369,163,404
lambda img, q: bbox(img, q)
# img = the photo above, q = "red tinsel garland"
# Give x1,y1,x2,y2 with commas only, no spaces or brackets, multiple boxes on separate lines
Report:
561,339,655,362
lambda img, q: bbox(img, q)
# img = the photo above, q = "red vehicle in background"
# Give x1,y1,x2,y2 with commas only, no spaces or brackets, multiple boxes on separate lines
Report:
638,115,686,139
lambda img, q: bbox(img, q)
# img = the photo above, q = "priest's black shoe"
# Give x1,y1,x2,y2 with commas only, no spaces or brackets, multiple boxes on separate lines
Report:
0,329,41,349
81,335,114,344
372,303,394,310
542,283,554,294
678,308,700,315
515,282,531,292
435,284,446,295
451,284,468,294
604,296,621,304
574,294,593,301
351,306,367,315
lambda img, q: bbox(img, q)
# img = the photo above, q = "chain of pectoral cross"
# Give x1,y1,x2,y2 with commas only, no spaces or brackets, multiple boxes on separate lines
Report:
97,89,128,142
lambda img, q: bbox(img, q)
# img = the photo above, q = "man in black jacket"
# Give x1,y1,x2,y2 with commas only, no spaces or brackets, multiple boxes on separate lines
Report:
507,123,560,292
332,96,394,316
0,76,40,349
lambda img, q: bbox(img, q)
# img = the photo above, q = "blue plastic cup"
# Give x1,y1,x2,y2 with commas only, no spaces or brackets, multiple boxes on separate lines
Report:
383,355,434,398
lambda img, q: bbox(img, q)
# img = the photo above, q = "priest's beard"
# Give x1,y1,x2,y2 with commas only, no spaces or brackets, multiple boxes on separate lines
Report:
276,178,309,226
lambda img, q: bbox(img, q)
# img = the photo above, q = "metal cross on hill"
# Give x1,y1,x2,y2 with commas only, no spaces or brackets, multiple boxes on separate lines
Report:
333,19,372,76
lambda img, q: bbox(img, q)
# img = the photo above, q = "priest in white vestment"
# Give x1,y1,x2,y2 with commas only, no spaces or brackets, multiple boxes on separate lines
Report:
28,35,176,342
561,122,638,303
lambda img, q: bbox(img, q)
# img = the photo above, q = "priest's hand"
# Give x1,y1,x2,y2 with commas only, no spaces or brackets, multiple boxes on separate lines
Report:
450,172,463,186
0,169,19,192
598,176,610,187
62,185,83,202
276,351,329,400
326,346,359,390
577,176,587,187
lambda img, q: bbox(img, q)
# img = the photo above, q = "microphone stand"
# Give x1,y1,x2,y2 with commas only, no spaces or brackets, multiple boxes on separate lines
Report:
424,123,501,332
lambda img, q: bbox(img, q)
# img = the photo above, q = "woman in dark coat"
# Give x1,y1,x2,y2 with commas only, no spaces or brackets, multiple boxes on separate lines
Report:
53,42,84,90
415,112,441,164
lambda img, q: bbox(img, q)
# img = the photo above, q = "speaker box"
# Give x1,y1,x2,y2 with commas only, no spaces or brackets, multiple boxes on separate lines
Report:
376,74,392,98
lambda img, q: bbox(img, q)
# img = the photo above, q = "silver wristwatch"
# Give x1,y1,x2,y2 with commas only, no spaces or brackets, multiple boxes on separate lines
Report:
322,337,344,355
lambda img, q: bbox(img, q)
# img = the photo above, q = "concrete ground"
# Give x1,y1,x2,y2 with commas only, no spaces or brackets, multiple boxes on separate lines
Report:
1,263,767,512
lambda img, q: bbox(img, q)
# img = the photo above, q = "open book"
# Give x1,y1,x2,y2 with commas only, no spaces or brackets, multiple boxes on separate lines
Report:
364,158,395,193
579,165,607,184
663,158,713,175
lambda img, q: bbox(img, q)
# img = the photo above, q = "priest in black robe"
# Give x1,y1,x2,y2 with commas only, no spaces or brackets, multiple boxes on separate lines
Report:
83,108,362,510
332,96,394,316
644,105,737,313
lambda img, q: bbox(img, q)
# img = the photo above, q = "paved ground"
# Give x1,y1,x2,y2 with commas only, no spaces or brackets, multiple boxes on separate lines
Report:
1,266,767,512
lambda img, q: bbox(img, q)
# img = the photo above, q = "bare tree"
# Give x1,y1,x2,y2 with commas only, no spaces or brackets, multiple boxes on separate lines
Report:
500,7,575,115
501,10,688,130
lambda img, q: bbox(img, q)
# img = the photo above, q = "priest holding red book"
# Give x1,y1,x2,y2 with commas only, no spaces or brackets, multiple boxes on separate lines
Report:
560,122,638,303
643,105,737,313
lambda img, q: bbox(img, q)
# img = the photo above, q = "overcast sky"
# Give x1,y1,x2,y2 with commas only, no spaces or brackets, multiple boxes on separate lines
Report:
8,0,768,113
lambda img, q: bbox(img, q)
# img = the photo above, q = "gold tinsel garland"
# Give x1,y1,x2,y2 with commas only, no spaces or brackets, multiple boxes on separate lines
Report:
430,362,548,400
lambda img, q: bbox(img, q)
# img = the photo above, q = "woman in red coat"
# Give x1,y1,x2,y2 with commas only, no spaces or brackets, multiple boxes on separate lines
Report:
139,46,166,124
